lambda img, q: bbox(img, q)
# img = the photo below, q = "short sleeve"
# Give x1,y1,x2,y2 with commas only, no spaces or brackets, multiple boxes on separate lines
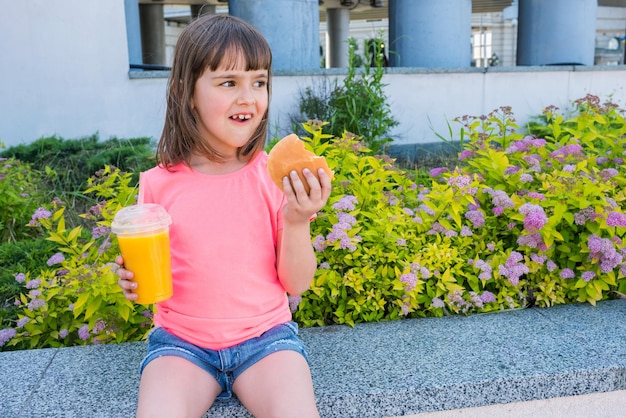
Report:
138,171,153,204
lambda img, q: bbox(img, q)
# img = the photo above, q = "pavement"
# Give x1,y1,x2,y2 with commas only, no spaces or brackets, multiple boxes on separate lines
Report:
1,299,624,417
405,390,626,418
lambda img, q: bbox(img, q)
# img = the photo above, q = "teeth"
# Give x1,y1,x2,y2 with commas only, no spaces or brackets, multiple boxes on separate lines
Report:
232,114,251,120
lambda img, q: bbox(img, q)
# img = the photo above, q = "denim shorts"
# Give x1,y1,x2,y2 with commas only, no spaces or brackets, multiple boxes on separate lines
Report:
140,322,309,399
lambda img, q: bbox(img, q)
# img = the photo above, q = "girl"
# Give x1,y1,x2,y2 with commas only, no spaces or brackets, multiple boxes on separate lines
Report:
116,14,331,418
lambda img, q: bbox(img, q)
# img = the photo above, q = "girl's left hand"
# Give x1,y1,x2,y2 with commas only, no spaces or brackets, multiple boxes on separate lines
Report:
282,168,332,224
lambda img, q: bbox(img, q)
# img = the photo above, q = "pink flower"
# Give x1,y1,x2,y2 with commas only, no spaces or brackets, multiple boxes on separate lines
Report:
400,273,418,291
332,195,358,211
520,173,534,183
31,207,52,220
46,252,65,266
429,167,449,177
465,209,485,228
288,295,302,313
504,166,521,175
313,235,327,252
78,325,90,341
498,251,528,286
606,212,626,227
458,150,474,160
0,328,17,347
519,203,547,232
431,298,445,308
480,291,496,303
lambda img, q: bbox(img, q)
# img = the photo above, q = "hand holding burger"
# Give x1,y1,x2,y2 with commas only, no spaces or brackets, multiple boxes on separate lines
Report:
266,134,334,194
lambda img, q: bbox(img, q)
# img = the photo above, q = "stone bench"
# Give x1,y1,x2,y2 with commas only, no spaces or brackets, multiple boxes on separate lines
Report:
1,299,625,417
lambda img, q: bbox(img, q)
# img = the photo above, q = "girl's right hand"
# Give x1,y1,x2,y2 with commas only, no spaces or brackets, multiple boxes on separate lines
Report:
115,255,138,301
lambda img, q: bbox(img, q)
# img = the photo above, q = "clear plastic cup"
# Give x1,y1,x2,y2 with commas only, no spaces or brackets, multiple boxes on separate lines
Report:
111,204,173,304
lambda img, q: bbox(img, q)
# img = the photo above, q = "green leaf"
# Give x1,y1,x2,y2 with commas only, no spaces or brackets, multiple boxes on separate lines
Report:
72,293,90,316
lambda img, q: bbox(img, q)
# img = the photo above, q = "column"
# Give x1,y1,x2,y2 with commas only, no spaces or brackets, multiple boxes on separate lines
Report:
229,0,320,70
139,3,166,66
389,0,471,67
124,0,142,67
326,8,350,68
517,0,597,66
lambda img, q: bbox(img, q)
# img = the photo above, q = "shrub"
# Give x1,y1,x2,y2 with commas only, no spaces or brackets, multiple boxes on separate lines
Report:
0,135,155,225
0,239,57,329
0,167,152,351
0,135,155,187
328,36,397,154
0,158,46,243
290,36,398,154
3,95,625,349
448,95,626,306
290,96,626,326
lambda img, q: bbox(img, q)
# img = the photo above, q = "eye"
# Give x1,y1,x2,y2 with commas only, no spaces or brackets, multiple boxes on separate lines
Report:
254,80,267,88
221,80,235,87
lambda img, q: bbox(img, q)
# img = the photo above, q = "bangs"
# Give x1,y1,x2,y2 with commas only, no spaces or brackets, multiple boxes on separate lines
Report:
201,21,272,72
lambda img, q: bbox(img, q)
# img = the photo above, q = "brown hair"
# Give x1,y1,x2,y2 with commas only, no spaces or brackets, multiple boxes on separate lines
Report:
157,14,272,168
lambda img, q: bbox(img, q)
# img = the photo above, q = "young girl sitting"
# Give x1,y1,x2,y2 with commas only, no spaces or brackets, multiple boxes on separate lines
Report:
116,14,331,418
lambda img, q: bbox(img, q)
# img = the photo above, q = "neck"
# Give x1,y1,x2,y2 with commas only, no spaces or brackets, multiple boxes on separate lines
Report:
189,152,256,175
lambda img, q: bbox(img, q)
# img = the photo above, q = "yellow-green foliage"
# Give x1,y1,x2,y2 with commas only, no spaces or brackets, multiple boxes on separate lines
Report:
291,96,626,327
4,167,153,349
2,95,625,350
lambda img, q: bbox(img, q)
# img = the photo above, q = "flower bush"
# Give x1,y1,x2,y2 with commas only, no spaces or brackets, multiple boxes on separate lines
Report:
2,94,625,350
1,167,153,350
292,95,626,326
0,158,46,242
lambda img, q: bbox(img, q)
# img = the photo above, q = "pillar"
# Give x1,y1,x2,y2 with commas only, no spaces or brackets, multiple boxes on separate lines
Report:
326,8,350,68
139,4,166,66
124,0,142,67
229,0,320,70
517,0,597,66
389,0,471,68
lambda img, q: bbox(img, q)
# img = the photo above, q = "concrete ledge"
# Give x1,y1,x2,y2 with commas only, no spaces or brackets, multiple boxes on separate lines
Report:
1,300,624,418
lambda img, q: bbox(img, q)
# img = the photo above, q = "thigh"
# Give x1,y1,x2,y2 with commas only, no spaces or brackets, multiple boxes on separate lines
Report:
136,356,222,418
233,350,319,418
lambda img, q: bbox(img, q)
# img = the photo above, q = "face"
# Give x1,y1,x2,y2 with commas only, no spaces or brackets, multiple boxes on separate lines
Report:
191,62,269,158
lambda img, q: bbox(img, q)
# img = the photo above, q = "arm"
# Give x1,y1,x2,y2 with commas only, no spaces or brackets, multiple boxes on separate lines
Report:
277,168,332,296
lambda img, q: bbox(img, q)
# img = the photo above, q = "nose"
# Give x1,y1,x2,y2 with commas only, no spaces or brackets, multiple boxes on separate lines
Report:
236,85,256,105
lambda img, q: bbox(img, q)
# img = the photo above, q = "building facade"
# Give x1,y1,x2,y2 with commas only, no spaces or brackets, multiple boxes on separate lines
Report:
1,1,625,148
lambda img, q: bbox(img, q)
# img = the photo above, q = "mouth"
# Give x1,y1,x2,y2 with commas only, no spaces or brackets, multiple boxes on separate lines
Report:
230,113,252,121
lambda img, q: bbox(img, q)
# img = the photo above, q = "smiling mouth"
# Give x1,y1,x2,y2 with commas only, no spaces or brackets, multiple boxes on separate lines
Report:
230,114,252,121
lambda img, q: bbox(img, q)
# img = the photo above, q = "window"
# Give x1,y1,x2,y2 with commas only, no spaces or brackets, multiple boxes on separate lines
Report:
472,31,492,67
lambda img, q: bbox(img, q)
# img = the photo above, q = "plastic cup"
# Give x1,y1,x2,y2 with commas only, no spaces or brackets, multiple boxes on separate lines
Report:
111,204,173,304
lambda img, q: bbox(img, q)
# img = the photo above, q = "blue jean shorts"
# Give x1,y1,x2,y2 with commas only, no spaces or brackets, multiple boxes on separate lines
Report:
140,321,309,399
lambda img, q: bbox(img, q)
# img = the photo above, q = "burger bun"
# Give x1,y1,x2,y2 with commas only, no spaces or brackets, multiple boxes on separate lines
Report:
266,134,333,193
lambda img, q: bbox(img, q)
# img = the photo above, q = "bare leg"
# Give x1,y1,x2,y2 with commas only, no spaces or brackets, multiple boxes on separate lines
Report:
136,356,223,418
233,350,319,418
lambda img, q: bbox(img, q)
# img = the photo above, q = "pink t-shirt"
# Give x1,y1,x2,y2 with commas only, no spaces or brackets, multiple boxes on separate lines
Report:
139,152,292,350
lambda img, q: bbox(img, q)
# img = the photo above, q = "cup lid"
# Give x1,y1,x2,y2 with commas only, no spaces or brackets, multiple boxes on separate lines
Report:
111,204,171,235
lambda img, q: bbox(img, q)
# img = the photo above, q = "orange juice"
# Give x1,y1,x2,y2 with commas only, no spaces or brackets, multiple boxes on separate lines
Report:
111,204,173,305
117,230,172,304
